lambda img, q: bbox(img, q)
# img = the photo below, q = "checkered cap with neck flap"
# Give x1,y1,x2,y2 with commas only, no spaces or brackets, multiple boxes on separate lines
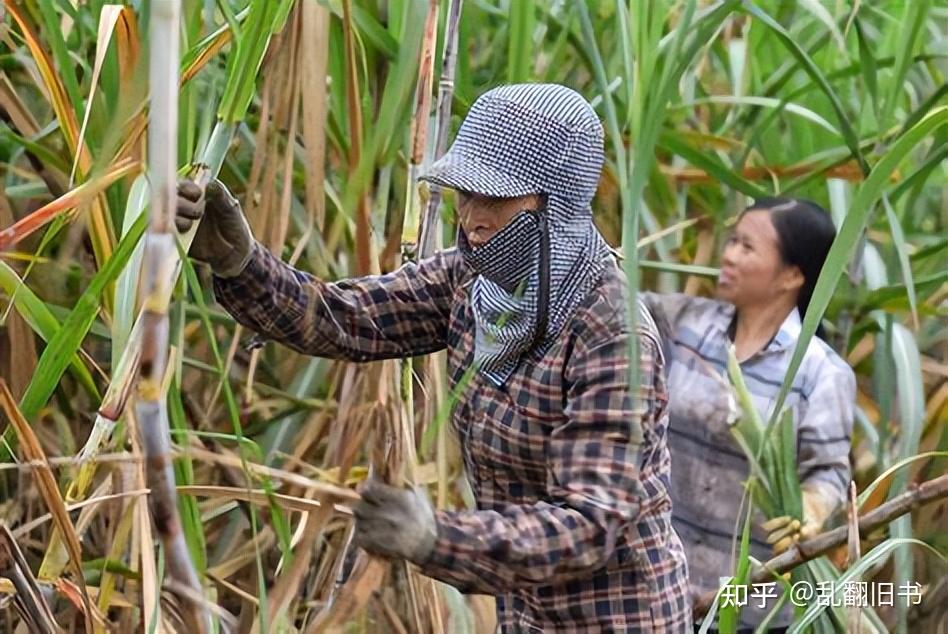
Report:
421,83,604,206
421,84,612,386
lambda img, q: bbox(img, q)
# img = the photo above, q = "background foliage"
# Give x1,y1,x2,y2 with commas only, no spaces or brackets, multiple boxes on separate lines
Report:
0,0,945,632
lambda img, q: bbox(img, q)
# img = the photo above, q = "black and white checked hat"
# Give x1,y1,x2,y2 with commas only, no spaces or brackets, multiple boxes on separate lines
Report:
420,84,605,205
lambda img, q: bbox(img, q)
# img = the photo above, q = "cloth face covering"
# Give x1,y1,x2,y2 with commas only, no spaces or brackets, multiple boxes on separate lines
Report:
420,83,613,386
459,194,610,386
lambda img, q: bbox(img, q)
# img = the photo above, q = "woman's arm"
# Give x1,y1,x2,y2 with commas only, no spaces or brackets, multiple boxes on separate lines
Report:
640,291,699,330
418,306,663,593
797,356,856,511
211,242,462,362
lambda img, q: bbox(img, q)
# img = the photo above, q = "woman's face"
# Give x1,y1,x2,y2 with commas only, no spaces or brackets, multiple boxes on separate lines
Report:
716,210,803,309
456,191,542,248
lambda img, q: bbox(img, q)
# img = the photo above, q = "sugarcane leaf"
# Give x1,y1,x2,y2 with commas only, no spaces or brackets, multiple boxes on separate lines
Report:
743,1,868,176
658,131,769,199
112,174,149,367
16,212,146,423
177,242,290,621
0,262,99,400
856,451,948,508
507,0,534,83
776,409,801,519
167,376,206,572
883,322,926,499
854,19,879,125
787,539,946,633
0,381,95,631
218,0,296,123
768,107,947,425
879,0,933,129
718,496,756,633
881,195,918,329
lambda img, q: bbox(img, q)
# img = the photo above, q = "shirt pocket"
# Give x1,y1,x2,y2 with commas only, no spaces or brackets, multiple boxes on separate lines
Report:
467,385,554,500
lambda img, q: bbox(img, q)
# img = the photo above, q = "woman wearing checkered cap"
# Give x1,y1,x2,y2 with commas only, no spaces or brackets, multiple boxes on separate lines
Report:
176,83,691,632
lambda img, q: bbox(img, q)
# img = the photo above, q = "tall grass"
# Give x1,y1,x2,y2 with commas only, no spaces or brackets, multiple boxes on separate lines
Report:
0,1,945,631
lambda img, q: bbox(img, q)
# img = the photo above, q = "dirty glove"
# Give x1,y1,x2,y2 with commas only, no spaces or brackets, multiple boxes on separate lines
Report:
762,484,836,554
353,479,437,565
176,178,253,278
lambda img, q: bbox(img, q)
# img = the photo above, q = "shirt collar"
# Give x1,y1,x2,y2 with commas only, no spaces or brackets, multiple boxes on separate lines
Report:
771,306,802,351
717,302,801,354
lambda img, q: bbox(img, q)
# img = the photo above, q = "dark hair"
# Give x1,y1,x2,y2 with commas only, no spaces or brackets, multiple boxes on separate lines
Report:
744,197,836,336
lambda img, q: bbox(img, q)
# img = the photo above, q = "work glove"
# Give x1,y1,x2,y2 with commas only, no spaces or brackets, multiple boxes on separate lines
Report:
176,178,253,278
762,484,836,555
352,479,438,565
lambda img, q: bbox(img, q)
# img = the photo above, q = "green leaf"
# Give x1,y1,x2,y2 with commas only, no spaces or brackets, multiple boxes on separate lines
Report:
507,0,534,84
884,322,926,498
768,106,947,424
218,0,296,123
112,174,149,368
177,242,292,604
17,213,146,422
889,143,948,204
859,270,948,312
856,451,948,508
638,260,720,277
854,19,879,124
677,96,841,136
717,496,756,633
882,195,918,328
658,131,770,199
776,409,801,519
797,0,846,54
342,0,427,212
36,0,85,121
167,376,207,572
788,539,946,633
0,263,99,400
879,0,933,129
743,1,868,176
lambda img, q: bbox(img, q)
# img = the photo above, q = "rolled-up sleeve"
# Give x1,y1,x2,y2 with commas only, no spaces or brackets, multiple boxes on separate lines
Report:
797,358,856,508
419,312,660,594
211,242,461,362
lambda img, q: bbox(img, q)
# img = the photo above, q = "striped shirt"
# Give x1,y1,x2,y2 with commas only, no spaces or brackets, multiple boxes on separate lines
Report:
644,292,855,627
214,243,691,632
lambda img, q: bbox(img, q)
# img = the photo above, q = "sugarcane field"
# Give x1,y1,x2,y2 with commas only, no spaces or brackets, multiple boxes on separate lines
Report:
0,0,946,632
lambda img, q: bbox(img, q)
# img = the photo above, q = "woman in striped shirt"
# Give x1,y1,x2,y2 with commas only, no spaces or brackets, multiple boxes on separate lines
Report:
645,198,856,632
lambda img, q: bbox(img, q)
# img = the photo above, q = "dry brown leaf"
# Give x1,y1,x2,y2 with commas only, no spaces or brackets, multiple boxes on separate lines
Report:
0,380,95,631
258,499,334,633
177,485,357,513
0,522,59,634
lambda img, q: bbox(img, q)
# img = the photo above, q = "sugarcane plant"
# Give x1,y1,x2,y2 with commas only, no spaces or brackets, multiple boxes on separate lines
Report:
0,1,945,632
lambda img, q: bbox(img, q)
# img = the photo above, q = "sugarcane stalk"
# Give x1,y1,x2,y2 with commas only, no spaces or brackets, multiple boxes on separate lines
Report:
398,4,455,632
307,0,400,616
398,0,439,260
297,3,394,620
310,4,444,628
32,0,282,602
417,0,464,261
415,0,464,519
408,0,463,488
394,0,440,475
137,2,208,631
341,0,374,276
694,474,948,617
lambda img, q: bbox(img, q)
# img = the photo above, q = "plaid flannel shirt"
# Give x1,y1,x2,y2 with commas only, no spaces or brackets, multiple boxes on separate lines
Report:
214,242,691,632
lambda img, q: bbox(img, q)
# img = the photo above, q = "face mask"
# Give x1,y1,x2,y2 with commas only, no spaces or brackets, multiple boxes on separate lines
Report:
458,209,543,293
